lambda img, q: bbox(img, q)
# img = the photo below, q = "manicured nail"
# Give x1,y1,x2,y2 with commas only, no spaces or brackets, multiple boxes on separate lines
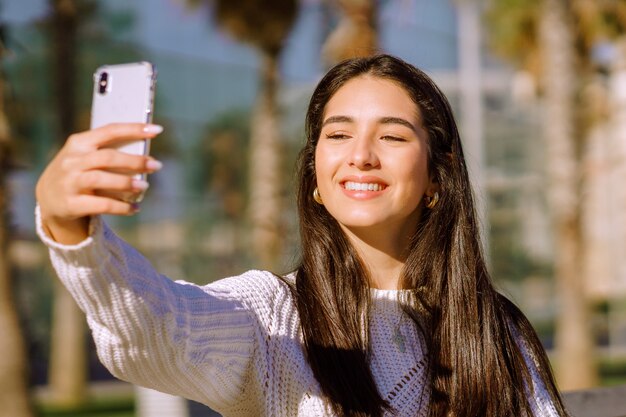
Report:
131,203,141,212
143,124,163,134
132,179,150,191
146,159,163,171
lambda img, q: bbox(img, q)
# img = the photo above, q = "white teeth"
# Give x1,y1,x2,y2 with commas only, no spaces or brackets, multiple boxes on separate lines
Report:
344,181,384,191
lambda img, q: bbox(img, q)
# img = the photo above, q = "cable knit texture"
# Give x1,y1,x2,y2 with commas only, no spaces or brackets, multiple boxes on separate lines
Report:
36,207,559,417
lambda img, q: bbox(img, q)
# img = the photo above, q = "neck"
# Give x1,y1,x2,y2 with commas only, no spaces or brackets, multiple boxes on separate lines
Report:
341,224,412,290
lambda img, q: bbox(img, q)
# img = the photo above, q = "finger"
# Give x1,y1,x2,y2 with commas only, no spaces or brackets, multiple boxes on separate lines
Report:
70,194,139,217
93,189,145,205
78,149,163,174
67,123,163,151
76,170,149,194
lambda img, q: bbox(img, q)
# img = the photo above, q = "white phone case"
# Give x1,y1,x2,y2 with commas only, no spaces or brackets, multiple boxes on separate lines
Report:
90,61,156,156
90,62,157,202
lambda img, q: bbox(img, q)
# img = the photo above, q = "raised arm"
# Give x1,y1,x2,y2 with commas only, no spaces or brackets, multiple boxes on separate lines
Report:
35,125,261,412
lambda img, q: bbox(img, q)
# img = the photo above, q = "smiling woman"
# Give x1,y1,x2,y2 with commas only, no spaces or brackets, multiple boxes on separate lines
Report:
35,54,569,417
295,55,569,417
314,76,434,277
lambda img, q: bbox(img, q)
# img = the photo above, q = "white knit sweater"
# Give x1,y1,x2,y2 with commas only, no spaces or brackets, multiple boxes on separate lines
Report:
36,208,559,417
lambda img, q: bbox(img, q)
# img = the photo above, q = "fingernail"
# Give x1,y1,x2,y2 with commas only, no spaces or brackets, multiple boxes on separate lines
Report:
131,203,141,212
146,159,163,171
132,179,150,191
143,124,163,134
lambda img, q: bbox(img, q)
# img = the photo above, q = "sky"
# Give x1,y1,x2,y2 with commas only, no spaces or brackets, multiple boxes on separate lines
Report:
2,0,460,82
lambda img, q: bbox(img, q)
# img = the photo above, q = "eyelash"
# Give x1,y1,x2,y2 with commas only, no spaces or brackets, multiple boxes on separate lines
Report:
381,135,406,142
325,133,351,140
324,133,408,142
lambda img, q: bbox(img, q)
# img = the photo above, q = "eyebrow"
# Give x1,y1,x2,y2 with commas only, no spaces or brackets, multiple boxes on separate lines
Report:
379,116,417,132
322,115,418,132
322,115,353,127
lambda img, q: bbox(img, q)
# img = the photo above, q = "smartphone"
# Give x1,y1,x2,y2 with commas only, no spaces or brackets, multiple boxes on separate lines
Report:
90,62,157,203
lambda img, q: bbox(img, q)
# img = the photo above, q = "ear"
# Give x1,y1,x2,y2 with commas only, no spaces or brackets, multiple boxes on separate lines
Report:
425,174,440,197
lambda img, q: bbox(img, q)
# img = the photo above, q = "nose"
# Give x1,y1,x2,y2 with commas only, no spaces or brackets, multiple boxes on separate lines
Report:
348,137,380,169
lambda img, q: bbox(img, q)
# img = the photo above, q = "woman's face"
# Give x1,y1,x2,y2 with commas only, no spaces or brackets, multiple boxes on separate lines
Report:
314,75,437,237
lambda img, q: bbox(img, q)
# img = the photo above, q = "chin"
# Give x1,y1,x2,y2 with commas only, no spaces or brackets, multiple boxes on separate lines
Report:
337,217,390,230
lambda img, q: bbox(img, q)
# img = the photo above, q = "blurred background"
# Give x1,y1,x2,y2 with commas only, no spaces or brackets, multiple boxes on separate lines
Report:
1,0,625,416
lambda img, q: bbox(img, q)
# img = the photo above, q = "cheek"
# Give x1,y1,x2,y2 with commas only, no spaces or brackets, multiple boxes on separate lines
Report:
313,147,323,184
412,159,429,181
402,154,430,192
314,145,338,185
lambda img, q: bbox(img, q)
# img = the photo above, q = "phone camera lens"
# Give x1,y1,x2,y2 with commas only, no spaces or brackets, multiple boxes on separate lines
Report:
98,72,109,94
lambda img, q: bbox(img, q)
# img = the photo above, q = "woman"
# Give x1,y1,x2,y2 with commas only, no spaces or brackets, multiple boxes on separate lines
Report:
36,54,569,416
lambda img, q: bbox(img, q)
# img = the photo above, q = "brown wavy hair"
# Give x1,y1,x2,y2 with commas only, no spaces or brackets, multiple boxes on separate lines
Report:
294,54,569,417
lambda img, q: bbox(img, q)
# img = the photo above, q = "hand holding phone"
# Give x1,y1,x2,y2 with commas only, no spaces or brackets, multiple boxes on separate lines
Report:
36,62,161,244
35,123,163,244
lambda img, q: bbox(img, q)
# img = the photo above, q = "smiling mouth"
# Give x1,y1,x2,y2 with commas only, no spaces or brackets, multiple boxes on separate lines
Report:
343,181,387,191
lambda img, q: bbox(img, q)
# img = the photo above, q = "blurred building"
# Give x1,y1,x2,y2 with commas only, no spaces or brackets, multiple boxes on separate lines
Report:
4,0,626,341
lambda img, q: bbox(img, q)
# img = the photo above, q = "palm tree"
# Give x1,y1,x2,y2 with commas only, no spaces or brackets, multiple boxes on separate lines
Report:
187,0,298,270
0,27,35,417
539,0,597,390
46,0,88,406
486,0,626,389
321,0,379,66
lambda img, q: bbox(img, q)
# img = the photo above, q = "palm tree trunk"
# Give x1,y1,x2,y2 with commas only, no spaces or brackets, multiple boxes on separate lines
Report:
540,0,598,390
0,176,34,417
248,51,283,270
606,40,626,352
0,38,35,417
47,0,88,406
48,282,88,406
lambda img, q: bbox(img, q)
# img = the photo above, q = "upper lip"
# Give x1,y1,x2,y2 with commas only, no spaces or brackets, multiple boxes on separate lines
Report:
339,175,389,187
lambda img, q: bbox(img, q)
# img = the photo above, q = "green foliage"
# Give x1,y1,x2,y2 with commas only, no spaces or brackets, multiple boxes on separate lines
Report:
4,1,176,170
177,109,254,282
213,0,298,55
187,108,251,204
36,396,134,417
4,25,59,168
599,358,626,386
485,0,626,78
571,1,626,53
491,243,552,283
186,0,298,55
485,0,541,75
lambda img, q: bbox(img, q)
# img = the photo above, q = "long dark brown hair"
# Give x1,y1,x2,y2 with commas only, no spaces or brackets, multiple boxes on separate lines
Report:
294,54,569,416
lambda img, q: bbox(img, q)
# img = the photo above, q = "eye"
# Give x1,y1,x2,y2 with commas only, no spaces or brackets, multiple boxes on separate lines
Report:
325,132,351,140
381,135,407,142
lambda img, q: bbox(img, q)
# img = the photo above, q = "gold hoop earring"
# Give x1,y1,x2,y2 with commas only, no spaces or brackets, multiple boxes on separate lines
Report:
426,192,439,209
313,187,323,204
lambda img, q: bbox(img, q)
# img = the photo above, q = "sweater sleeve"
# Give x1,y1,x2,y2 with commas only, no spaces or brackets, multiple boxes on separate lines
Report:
35,206,260,411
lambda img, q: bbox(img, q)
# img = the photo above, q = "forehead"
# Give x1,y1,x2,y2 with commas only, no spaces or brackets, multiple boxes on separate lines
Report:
323,75,420,121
